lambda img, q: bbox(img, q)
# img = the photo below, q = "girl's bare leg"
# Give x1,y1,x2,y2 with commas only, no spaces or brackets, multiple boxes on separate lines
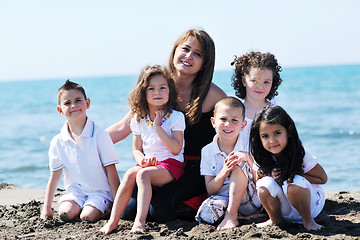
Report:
217,167,247,231
287,184,323,230
256,186,282,227
130,166,174,233
100,166,140,234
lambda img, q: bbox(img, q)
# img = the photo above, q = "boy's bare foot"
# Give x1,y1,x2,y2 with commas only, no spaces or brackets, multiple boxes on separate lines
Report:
303,219,323,230
99,221,117,235
130,221,146,233
256,219,276,228
216,214,239,231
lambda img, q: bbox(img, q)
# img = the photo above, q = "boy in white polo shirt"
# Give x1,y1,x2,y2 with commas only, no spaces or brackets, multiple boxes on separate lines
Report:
40,80,120,222
195,97,262,230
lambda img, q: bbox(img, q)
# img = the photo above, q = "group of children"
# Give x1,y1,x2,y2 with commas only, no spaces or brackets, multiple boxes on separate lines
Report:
40,51,327,234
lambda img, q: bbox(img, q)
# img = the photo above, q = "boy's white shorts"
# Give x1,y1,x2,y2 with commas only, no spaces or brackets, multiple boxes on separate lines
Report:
58,185,113,214
256,175,325,223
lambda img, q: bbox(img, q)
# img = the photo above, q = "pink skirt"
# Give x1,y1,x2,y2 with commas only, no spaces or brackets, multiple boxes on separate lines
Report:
136,158,185,181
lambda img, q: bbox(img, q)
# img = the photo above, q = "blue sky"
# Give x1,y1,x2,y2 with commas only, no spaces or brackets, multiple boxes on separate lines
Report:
1,0,359,81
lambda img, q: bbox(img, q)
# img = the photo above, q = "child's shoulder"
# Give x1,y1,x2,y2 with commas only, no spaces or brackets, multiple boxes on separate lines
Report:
201,135,217,154
90,120,112,138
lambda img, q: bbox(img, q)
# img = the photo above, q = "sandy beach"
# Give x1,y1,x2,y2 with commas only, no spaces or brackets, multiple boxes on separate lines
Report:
0,182,359,240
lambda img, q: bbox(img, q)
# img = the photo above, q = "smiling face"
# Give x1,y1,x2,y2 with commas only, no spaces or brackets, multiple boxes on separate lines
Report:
242,68,273,101
57,89,89,121
146,74,170,111
211,103,246,143
172,36,204,78
259,121,288,155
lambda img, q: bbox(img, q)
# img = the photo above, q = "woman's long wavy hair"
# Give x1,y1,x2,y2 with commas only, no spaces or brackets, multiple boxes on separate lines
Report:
250,106,304,184
231,51,282,100
168,29,215,125
128,65,178,123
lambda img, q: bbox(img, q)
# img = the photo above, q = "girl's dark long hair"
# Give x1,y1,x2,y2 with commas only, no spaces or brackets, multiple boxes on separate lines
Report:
250,106,304,184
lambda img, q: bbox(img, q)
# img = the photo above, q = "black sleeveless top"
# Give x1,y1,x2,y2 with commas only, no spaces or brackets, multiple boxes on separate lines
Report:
183,110,216,157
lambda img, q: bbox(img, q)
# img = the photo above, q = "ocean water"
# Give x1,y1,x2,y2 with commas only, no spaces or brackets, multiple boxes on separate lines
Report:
0,65,359,192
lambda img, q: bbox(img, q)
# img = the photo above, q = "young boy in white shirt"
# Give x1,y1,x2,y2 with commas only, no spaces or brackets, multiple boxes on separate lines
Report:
40,80,120,222
195,97,262,230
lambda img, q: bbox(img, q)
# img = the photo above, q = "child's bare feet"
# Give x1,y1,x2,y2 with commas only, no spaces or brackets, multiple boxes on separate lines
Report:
256,219,276,228
130,221,146,233
99,221,117,235
216,214,239,231
303,219,323,230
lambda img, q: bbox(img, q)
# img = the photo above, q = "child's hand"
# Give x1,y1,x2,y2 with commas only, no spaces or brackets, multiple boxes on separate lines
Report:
227,151,248,163
153,110,165,127
40,207,53,220
271,168,281,181
140,157,158,167
222,155,240,176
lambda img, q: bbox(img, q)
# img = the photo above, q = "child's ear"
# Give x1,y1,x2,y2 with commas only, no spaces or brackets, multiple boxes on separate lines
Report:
57,106,64,115
241,120,247,131
86,98,90,109
210,117,216,128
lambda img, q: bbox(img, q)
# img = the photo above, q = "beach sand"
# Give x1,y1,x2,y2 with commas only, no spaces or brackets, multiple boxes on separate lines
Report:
0,183,359,240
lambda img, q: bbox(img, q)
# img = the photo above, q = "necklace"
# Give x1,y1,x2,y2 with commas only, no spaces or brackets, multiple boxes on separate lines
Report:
144,112,172,127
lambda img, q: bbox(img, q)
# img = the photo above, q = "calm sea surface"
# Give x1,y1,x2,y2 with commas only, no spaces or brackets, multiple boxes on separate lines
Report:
0,65,359,192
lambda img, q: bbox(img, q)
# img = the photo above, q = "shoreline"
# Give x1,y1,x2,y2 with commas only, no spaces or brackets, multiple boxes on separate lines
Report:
1,183,359,239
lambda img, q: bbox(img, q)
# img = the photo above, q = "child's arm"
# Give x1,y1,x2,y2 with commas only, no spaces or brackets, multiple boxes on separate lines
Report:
106,111,132,144
302,163,328,185
40,169,62,219
228,151,261,182
104,164,120,199
133,134,146,165
204,156,239,195
153,110,183,155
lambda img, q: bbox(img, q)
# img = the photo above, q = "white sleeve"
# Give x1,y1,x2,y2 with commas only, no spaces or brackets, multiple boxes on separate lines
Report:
200,145,216,176
48,136,63,171
302,150,318,173
130,116,141,135
171,111,185,132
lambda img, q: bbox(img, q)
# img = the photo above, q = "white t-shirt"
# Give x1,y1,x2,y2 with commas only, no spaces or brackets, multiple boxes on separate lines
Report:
130,110,185,162
200,133,248,196
49,118,119,193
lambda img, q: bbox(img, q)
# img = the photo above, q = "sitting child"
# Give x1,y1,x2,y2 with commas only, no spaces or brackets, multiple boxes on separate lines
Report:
195,97,262,230
40,80,120,222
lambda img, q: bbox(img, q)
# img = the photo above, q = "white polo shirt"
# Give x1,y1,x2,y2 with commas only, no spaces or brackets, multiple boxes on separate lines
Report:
49,118,119,194
200,133,248,196
130,110,185,162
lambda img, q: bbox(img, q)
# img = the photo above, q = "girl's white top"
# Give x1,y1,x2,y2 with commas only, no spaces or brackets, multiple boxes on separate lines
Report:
130,110,185,162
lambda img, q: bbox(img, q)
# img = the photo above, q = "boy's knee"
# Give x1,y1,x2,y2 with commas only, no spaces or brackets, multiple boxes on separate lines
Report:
59,211,75,222
80,214,97,222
